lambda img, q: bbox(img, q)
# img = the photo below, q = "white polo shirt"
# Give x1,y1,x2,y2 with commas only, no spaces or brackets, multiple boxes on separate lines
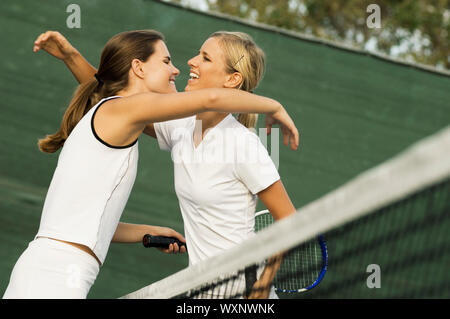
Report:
154,114,280,265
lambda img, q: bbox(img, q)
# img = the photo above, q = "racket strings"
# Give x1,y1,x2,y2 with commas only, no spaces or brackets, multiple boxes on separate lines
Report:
255,211,326,292
273,240,323,290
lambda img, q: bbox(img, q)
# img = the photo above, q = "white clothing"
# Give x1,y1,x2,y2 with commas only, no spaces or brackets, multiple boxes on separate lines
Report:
154,114,280,265
3,238,100,299
35,96,139,265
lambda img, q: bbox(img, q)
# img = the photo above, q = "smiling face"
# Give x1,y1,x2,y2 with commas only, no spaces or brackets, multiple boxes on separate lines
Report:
139,40,180,94
185,37,235,92
188,32,266,129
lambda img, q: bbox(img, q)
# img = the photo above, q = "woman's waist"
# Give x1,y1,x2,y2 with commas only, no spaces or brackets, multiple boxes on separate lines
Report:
36,236,102,266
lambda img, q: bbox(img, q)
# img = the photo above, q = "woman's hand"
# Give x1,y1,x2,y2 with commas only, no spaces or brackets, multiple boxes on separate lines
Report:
112,222,187,254
146,225,187,254
33,31,78,61
265,105,299,151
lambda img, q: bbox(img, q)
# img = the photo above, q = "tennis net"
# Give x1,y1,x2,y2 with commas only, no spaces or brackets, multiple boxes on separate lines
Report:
121,126,450,299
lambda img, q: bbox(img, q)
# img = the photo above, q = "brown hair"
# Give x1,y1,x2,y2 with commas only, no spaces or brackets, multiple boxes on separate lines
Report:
209,31,266,129
38,30,164,153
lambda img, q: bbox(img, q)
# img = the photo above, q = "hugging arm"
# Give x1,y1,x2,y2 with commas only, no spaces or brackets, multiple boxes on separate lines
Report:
33,31,159,138
33,31,97,84
33,31,298,149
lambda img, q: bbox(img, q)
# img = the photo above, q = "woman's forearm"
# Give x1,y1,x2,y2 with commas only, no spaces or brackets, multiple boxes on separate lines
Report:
112,222,186,248
63,50,97,84
207,89,281,115
124,89,283,126
112,222,149,243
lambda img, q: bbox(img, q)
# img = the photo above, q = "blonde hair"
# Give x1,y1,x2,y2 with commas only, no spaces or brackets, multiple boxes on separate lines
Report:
209,31,266,129
38,30,164,153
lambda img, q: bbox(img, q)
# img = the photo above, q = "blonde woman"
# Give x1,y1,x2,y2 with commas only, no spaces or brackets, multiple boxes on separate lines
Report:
33,31,298,298
3,30,298,299
158,32,297,298
156,32,297,262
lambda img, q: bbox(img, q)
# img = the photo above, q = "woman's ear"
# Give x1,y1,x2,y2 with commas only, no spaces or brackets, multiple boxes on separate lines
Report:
130,58,145,79
224,72,243,89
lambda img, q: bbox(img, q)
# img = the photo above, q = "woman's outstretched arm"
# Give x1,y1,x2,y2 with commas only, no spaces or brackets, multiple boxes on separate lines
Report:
112,89,299,150
33,31,97,83
33,31,299,149
33,31,158,138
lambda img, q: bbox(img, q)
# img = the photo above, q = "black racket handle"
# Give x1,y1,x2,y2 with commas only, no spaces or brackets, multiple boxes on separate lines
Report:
142,234,186,249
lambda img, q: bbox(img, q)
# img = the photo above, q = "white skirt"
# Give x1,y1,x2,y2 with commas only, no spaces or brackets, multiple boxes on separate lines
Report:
3,237,100,299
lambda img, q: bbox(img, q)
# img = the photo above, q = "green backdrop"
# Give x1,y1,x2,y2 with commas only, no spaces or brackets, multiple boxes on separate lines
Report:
0,0,449,298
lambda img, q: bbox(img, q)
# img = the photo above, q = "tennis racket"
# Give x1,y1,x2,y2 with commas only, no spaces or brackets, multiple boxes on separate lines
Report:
142,234,187,250
255,210,328,293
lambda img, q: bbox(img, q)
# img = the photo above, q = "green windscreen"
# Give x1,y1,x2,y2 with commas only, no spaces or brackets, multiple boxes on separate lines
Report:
0,0,448,298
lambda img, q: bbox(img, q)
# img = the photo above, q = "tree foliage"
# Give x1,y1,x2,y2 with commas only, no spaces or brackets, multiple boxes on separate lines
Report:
173,0,449,70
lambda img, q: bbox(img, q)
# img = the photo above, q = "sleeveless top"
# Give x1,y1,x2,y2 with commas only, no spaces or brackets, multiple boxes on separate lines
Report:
36,96,139,265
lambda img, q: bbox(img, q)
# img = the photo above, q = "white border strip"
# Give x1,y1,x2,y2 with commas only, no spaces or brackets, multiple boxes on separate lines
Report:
121,126,450,298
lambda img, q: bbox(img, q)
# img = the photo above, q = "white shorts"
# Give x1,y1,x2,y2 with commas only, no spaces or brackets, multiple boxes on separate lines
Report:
2,237,100,299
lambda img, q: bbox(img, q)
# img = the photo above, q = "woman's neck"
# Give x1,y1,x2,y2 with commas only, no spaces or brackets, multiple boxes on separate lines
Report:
116,86,144,97
117,78,149,97
195,112,230,135
193,112,230,148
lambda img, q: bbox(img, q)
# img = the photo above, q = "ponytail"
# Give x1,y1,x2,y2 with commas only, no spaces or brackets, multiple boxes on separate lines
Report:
237,113,258,129
38,78,100,153
38,29,164,153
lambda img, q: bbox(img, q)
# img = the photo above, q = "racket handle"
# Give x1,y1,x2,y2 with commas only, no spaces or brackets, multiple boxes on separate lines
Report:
142,234,186,249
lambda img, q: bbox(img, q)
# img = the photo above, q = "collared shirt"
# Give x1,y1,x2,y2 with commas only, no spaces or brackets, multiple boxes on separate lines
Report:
154,114,279,265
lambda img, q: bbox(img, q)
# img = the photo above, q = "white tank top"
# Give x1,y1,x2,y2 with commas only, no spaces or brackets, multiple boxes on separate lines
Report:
36,96,139,265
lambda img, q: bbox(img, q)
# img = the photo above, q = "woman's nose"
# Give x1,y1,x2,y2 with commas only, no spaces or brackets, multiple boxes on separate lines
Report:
188,56,197,68
173,65,180,76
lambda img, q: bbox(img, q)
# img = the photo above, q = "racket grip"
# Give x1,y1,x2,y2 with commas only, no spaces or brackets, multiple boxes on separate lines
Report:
142,234,186,249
